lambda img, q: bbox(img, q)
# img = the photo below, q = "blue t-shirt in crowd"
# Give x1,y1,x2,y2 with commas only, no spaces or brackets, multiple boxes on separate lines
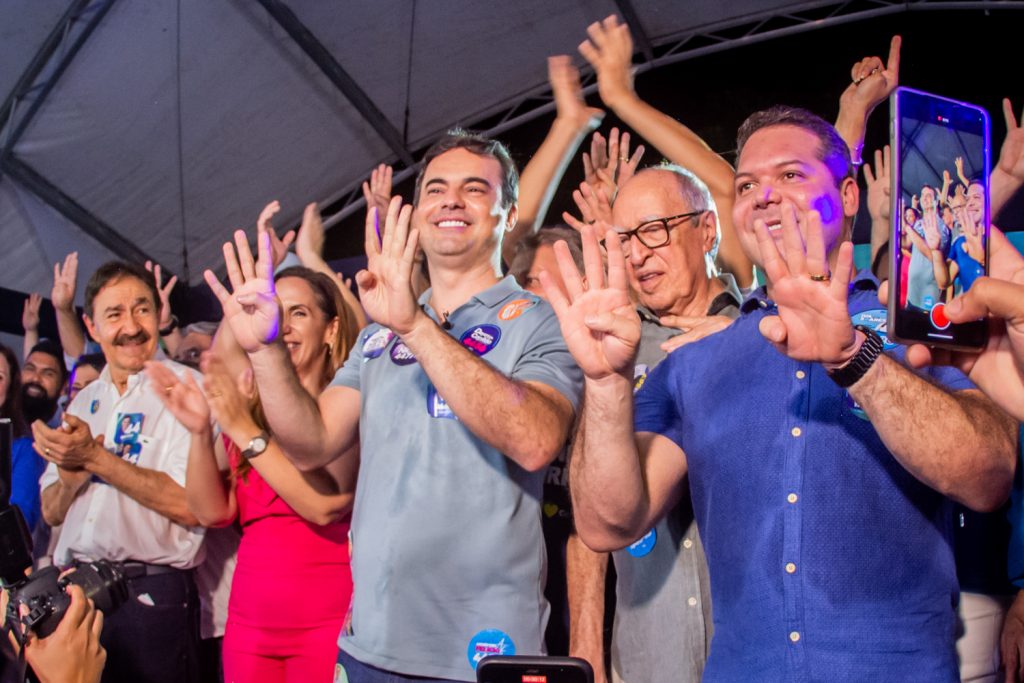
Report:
950,234,985,295
11,436,46,531
633,275,973,682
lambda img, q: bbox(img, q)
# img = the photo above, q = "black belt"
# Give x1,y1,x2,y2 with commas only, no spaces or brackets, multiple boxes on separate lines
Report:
121,561,186,578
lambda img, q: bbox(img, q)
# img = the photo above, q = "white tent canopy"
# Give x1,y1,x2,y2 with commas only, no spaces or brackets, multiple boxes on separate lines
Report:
0,0,1002,303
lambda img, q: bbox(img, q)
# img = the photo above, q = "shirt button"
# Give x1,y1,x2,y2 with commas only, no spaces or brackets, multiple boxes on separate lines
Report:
687,597,697,607
785,562,797,574
795,370,806,379
787,493,798,504
791,427,802,437
683,539,693,549
790,631,801,643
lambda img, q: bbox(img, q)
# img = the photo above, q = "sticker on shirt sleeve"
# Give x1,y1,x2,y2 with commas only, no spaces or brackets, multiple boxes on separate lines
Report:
361,328,394,360
90,399,100,414
467,629,516,669
627,528,657,557
850,309,896,350
389,341,417,365
114,413,144,445
427,385,458,420
633,363,649,395
498,298,537,321
460,324,501,356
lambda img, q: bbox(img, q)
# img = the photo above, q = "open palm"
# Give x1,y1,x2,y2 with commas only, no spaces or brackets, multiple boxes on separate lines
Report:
204,229,280,353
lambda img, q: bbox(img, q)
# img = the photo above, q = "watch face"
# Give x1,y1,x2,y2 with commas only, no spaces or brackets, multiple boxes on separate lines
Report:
251,437,268,453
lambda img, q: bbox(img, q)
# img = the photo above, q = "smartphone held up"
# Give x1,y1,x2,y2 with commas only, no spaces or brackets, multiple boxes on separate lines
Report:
888,86,990,350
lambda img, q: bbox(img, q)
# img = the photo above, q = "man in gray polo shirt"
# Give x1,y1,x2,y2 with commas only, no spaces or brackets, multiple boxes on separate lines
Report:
207,131,581,682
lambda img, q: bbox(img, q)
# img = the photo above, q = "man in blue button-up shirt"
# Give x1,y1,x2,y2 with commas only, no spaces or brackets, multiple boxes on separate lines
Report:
543,106,1019,681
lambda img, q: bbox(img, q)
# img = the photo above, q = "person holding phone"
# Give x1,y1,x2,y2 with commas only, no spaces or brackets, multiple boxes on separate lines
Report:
547,105,1018,681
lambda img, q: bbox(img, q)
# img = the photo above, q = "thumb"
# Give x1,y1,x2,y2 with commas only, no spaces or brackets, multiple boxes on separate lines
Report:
95,434,105,446
63,414,86,430
758,315,788,344
945,277,1024,324
658,315,705,331
584,311,637,342
354,269,376,293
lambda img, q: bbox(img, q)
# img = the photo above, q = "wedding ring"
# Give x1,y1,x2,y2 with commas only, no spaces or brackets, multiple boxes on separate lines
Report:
45,447,51,456
165,386,174,393
809,273,831,282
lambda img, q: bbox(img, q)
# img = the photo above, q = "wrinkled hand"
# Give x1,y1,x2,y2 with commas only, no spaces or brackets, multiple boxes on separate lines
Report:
998,99,1024,183
32,415,103,470
51,252,78,312
362,163,394,221
755,203,859,365
896,227,1024,421
204,229,280,354
579,14,635,109
145,362,210,435
22,293,41,332
22,584,106,683
838,35,901,118
256,200,297,271
562,181,614,233
549,55,604,132
863,145,891,223
659,314,734,353
582,128,645,203
541,224,640,380
355,196,421,336
144,261,178,330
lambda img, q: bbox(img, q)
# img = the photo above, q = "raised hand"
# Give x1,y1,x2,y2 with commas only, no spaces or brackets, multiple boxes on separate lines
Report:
562,181,614,233
922,212,942,250
549,55,604,131
22,293,41,332
295,202,326,262
839,35,901,118
355,196,420,335
579,14,635,109
541,224,640,380
255,200,297,271
955,156,966,179
863,146,891,223
755,204,858,365
144,261,178,331
361,164,394,220
582,128,645,203
51,252,78,312
144,362,210,435
204,229,280,354
998,99,1024,183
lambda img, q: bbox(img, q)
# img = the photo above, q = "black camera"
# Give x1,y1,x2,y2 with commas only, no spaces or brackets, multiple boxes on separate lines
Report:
0,418,129,640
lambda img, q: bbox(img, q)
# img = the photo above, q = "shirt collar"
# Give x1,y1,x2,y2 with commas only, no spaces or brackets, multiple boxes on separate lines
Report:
418,275,524,311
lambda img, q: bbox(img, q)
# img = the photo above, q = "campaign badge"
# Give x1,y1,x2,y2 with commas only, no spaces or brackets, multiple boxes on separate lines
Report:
627,528,657,557
114,413,144,445
427,385,457,420
850,309,896,350
389,341,417,366
498,298,536,321
90,400,100,414
361,328,394,360
633,363,649,395
467,629,516,669
460,324,501,355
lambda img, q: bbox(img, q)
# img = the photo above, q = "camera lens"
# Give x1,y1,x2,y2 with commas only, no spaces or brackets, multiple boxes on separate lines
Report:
61,560,130,614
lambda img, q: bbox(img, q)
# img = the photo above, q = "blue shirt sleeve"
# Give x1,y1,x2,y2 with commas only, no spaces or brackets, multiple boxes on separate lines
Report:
11,437,46,532
633,355,685,449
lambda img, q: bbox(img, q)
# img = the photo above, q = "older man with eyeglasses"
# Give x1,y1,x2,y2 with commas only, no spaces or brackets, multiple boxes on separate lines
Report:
574,163,741,683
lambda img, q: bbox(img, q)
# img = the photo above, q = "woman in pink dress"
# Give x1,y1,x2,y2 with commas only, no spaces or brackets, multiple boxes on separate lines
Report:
150,267,358,682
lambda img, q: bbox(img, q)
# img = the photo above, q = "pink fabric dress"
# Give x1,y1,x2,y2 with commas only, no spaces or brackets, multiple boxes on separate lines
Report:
221,438,352,683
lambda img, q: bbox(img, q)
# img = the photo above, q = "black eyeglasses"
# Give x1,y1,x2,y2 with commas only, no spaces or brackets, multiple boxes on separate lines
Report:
599,211,705,252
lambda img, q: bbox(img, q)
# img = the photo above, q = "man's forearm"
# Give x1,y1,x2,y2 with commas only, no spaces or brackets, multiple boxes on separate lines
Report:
54,307,86,360
249,341,350,468
570,377,650,550
401,315,573,472
87,450,198,526
851,355,1018,511
566,534,608,681
41,480,85,526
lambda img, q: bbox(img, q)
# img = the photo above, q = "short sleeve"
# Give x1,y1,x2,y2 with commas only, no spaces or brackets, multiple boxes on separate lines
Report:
331,325,373,391
510,305,583,412
633,356,685,450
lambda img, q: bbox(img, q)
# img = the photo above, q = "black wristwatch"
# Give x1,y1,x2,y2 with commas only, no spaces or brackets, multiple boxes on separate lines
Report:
158,314,179,336
241,432,270,460
827,325,884,388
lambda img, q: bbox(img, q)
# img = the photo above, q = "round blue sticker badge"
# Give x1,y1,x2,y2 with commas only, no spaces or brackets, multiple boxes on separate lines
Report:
389,341,417,365
460,325,502,356
362,328,394,360
627,528,657,557
467,629,516,669
90,399,100,414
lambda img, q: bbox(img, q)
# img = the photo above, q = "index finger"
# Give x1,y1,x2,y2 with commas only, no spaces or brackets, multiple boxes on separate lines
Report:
886,35,901,78
1004,98,1019,132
